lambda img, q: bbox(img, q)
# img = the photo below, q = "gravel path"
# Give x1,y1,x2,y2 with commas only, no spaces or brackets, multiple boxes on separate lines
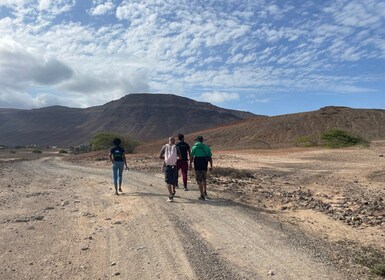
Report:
0,157,350,279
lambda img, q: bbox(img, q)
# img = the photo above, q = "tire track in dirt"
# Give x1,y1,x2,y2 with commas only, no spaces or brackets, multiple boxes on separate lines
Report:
1,157,351,279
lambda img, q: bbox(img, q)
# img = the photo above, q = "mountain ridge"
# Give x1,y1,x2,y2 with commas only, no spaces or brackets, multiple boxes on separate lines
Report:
0,93,258,146
135,105,385,152
192,105,385,149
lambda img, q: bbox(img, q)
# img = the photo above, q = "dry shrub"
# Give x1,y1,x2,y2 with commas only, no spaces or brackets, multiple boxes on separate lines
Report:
211,166,255,179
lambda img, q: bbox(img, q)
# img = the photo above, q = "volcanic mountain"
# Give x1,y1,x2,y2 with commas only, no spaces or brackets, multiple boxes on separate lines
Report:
0,94,257,147
186,106,385,149
135,106,385,153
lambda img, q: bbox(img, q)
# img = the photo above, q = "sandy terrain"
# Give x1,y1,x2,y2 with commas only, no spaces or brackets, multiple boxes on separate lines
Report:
0,143,384,279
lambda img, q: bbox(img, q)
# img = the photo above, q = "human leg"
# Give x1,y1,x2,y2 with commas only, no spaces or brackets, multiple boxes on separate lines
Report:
167,184,173,196
198,182,205,200
180,161,188,188
195,170,205,200
172,166,178,195
164,166,175,201
112,163,119,195
203,181,207,196
176,161,181,188
201,170,207,195
117,162,124,192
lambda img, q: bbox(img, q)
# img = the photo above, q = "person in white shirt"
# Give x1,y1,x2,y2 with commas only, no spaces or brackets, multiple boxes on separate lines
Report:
159,137,181,202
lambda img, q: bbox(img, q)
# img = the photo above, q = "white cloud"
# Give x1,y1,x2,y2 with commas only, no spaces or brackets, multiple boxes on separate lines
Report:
0,0,384,111
331,1,385,28
198,92,240,103
329,85,376,94
90,1,114,16
0,38,73,87
38,0,51,11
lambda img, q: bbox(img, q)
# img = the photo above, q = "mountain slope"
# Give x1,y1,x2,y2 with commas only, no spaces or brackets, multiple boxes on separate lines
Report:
136,106,385,152
0,94,257,146
191,106,385,149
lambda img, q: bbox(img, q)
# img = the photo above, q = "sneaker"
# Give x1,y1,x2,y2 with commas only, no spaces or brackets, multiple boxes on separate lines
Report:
119,188,123,192
167,196,174,202
198,195,205,201
184,187,189,191
204,191,208,196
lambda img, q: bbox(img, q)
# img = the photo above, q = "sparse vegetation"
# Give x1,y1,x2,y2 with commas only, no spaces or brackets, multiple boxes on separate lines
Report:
353,244,385,278
10,151,16,154
321,129,368,148
211,166,255,179
372,263,385,278
294,135,318,147
254,139,271,149
294,130,369,148
89,131,138,153
59,149,68,154
71,145,92,154
32,149,42,153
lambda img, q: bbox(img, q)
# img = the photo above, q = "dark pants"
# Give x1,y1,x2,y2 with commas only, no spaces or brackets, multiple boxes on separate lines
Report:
164,165,177,185
176,160,188,187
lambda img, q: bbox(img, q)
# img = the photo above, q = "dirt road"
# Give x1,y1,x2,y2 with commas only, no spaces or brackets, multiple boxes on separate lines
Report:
0,157,350,280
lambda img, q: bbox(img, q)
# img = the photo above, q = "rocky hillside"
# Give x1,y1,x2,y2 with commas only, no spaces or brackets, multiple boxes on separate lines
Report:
0,94,257,147
200,106,385,149
136,106,385,152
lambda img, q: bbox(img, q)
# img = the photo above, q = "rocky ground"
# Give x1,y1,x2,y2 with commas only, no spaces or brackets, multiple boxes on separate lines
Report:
115,143,385,278
1,143,385,279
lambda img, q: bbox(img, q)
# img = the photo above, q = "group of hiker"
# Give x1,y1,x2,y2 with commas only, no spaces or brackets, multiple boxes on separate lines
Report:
108,134,213,202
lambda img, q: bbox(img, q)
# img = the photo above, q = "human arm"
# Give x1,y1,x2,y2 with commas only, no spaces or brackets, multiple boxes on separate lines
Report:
123,153,129,170
109,152,114,163
176,146,182,160
187,146,192,161
208,158,213,172
206,146,213,171
189,146,195,170
159,146,165,159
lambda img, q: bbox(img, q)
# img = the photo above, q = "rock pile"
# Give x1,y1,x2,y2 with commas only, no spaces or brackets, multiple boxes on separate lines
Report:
210,175,385,229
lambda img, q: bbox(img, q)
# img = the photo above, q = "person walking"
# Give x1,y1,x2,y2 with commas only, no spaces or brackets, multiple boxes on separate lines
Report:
159,137,181,202
190,136,213,200
176,133,191,191
109,138,129,195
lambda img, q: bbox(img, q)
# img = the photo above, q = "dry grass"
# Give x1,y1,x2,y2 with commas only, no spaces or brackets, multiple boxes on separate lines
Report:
211,166,255,179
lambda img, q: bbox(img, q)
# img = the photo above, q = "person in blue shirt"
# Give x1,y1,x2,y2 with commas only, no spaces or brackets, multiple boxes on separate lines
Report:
109,138,129,195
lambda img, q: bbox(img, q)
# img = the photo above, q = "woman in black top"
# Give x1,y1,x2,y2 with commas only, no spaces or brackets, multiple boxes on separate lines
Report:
108,138,129,195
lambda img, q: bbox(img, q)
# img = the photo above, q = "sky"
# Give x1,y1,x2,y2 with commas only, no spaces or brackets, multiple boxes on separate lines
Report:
0,0,384,116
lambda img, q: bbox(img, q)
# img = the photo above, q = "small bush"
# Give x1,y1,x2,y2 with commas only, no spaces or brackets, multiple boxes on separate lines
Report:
89,131,138,153
59,149,68,154
211,167,255,179
354,245,385,278
372,263,385,277
10,151,16,154
321,129,368,148
294,135,318,147
73,145,91,154
32,149,42,153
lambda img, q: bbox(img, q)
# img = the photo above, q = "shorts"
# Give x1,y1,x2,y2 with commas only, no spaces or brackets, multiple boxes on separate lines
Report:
195,170,207,184
164,165,177,185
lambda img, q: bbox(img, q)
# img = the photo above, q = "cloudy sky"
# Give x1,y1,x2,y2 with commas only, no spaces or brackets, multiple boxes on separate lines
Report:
0,0,384,116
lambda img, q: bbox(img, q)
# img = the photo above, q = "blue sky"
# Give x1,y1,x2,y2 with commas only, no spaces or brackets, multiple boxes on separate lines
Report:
0,0,384,116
